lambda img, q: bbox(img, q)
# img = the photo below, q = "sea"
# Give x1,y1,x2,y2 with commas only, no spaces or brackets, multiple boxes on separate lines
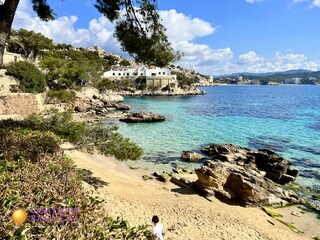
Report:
108,85,320,195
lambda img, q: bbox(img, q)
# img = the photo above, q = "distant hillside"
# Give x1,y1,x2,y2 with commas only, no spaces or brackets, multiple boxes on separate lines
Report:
215,69,320,85
216,69,313,78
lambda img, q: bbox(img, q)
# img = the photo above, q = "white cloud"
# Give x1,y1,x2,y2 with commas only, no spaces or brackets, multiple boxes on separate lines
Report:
312,0,320,7
246,0,265,3
238,51,264,65
160,10,217,42
292,0,320,7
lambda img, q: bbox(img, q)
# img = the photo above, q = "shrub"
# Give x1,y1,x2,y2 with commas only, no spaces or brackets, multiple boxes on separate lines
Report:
0,144,151,239
0,114,149,239
6,61,46,93
46,89,77,104
0,128,60,162
97,78,116,92
119,59,131,66
2,109,143,161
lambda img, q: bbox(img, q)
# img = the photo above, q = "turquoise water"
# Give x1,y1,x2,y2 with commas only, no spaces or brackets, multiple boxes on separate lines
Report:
113,85,320,190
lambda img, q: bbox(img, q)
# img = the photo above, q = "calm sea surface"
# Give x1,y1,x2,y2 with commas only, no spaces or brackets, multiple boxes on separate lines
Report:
112,85,320,190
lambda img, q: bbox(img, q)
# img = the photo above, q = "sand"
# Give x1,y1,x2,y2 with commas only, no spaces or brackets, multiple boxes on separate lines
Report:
66,150,319,240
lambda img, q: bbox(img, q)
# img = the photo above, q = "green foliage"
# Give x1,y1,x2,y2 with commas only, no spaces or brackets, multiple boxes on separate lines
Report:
7,29,54,60
103,55,118,66
97,78,116,92
0,127,60,162
6,61,46,93
0,141,151,239
46,90,77,104
119,59,131,66
40,49,107,89
97,0,180,66
117,79,135,91
172,71,196,86
23,109,142,161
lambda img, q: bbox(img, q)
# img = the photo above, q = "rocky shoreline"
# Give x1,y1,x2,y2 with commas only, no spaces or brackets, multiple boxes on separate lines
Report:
71,86,204,122
147,144,305,208
116,87,206,96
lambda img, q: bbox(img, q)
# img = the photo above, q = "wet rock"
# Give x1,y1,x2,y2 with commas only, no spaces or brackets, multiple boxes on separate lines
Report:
119,112,165,123
181,151,204,163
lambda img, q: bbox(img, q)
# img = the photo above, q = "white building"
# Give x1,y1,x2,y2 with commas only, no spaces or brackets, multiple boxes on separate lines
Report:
284,78,301,84
102,66,177,89
103,67,172,78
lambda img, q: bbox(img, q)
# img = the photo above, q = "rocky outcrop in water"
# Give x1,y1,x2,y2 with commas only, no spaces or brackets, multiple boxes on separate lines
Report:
181,151,204,163
119,112,165,123
200,144,298,184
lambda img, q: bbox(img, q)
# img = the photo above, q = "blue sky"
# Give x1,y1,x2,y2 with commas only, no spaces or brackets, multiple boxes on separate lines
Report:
12,0,320,75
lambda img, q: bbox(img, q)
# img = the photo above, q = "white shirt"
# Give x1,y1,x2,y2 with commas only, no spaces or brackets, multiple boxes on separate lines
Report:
152,223,164,240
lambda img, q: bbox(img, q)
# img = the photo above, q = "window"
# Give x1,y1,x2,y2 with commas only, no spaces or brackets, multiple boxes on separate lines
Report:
113,73,115,76
163,72,166,75
127,73,130,76
141,73,143,76
118,73,121,76
151,73,156,76
123,73,126,76
158,72,161,75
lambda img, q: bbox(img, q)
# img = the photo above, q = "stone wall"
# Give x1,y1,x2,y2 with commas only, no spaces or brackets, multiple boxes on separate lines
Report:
3,51,24,66
145,76,177,89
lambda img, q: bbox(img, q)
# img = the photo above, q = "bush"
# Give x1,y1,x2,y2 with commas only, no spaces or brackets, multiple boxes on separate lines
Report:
119,59,131,66
46,89,77,104
0,143,151,239
0,113,149,239
0,128,60,162
5,109,143,161
6,61,46,93
97,78,116,92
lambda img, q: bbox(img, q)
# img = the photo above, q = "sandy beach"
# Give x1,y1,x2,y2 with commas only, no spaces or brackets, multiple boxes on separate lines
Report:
65,150,320,240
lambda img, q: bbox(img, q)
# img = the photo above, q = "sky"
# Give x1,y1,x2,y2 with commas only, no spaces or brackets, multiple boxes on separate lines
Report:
12,0,320,76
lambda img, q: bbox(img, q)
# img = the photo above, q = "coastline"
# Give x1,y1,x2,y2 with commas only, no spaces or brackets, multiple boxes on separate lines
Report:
65,149,319,240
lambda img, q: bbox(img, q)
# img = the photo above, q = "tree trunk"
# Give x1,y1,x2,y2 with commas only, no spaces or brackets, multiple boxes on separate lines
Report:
0,0,20,66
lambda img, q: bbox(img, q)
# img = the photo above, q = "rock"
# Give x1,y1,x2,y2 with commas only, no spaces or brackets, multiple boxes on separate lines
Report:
74,104,87,112
170,173,198,189
114,103,130,111
142,175,150,181
200,143,298,184
152,172,160,177
291,211,302,217
157,172,171,182
181,151,204,162
193,160,301,207
170,176,194,189
119,112,165,123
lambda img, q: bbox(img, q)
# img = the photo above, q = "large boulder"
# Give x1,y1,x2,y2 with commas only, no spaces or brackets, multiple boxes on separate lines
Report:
119,112,165,123
193,160,301,207
201,144,298,184
181,151,204,162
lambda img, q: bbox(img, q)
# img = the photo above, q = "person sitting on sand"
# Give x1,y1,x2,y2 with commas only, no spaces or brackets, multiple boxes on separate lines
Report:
152,215,164,240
